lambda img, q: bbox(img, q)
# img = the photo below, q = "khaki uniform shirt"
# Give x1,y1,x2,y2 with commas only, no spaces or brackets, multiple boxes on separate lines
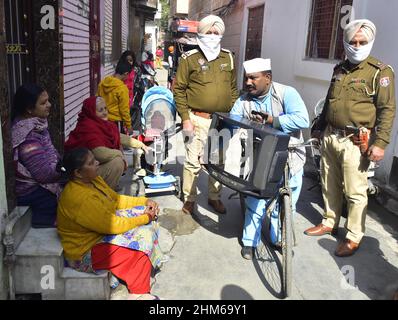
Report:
174,48,240,122
324,56,396,149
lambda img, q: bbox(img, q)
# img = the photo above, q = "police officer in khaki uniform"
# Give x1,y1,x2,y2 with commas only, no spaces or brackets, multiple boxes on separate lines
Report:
305,20,396,257
174,15,239,215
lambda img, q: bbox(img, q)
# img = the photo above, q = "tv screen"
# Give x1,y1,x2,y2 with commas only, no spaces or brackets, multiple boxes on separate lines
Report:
204,113,291,199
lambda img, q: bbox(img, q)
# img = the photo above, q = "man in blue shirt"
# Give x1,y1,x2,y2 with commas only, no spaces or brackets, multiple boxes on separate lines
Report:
230,58,310,260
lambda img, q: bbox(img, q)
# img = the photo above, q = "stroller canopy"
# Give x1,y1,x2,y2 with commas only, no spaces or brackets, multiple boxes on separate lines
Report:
141,87,177,132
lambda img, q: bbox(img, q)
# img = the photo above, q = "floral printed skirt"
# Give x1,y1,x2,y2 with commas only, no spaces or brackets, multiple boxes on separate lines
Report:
66,206,164,274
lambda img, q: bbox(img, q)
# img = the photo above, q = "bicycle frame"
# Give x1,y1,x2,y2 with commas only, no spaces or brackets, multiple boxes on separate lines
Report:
264,161,293,243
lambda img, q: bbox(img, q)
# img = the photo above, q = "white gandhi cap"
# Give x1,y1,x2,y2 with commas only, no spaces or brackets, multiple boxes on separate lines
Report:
244,58,272,74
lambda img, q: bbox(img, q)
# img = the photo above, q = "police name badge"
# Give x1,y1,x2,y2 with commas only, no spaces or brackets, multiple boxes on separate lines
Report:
380,77,391,87
198,58,209,71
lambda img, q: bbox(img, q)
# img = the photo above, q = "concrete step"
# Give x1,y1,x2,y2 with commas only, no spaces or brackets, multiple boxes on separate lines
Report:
61,268,110,300
13,228,110,300
14,228,64,297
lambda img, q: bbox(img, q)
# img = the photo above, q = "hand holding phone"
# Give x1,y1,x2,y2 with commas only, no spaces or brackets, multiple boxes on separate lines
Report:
251,110,269,123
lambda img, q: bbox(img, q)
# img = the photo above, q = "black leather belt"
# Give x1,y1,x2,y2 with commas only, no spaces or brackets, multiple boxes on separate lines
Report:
329,126,372,137
330,127,351,137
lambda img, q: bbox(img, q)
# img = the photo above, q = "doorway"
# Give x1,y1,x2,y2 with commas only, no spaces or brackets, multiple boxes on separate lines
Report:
5,0,35,103
2,0,36,210
89,0,101,96
245,4,265,61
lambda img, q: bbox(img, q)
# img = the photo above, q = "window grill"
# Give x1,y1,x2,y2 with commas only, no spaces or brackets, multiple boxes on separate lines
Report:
306,0,353,61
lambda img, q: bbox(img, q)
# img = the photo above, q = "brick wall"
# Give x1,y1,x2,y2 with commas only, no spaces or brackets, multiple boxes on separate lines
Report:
189,0,231,19
188,0,244,66
220,0,244,63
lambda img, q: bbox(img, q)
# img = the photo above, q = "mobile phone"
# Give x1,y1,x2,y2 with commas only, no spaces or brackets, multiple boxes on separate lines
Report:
251,110,268,121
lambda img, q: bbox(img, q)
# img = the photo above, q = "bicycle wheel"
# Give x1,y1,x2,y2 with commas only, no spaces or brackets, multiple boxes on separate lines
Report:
281,193,293,298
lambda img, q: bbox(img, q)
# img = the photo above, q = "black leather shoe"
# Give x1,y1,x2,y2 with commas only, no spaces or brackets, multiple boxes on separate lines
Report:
241,246,254,260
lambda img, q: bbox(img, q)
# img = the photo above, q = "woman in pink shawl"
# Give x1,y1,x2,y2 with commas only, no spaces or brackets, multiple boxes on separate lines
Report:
12,84,62,228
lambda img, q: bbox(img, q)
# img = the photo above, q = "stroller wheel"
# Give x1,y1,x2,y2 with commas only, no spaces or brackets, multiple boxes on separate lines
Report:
175,176,182,200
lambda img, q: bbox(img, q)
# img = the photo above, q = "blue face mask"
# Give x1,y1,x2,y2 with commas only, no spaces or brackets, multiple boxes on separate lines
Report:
344,40,374,64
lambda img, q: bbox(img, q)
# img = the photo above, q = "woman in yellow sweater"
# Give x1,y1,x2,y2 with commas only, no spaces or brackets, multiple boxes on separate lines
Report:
57,147,161,300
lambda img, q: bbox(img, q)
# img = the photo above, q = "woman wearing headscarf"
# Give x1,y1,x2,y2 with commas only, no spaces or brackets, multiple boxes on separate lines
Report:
65,96,147,190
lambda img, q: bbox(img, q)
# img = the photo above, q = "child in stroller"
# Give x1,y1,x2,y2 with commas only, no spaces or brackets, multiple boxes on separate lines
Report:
135,86,182,197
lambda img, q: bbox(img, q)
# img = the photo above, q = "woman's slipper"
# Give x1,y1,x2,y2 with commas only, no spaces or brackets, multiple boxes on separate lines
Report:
128,293,160,300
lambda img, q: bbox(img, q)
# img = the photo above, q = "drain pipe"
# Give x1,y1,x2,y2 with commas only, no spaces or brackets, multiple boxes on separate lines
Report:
3,208,27,300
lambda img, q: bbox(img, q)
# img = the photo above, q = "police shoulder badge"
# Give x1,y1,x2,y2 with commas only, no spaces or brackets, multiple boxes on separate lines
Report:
220,63,229,71
380,77,391,87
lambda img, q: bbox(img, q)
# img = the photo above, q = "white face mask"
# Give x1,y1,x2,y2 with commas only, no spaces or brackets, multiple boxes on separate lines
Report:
343,40,374,64
197,34,223,62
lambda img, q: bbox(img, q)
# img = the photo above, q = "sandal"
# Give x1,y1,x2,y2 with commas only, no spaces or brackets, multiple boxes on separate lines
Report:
128,293,160,300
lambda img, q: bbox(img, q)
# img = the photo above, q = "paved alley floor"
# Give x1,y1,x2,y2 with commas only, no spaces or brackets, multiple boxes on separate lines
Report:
116,124,398,300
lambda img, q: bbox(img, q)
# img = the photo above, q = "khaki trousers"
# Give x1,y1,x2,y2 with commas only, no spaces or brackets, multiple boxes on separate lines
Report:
183,112,222,202
97,157,125,190
321,126,370,243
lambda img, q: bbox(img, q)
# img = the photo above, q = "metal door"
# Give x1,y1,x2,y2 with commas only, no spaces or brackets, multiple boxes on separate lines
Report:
3,0,35,210
89,0,101,96
5,0,35,102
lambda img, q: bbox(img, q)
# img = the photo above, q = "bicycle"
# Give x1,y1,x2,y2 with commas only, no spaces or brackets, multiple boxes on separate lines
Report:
238,139,318,298
205,112,316,298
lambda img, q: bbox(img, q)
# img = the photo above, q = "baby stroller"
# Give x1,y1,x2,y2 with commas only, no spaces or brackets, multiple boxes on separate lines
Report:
139,86,182,197
131,62,158,134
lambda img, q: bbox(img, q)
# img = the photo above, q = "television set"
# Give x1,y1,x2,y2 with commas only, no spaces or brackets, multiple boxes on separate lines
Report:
204,113,291,199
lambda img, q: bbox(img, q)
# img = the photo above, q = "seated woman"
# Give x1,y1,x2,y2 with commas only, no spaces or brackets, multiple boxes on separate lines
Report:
11,84,62,228
57,147,162,300
64,96,147,190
